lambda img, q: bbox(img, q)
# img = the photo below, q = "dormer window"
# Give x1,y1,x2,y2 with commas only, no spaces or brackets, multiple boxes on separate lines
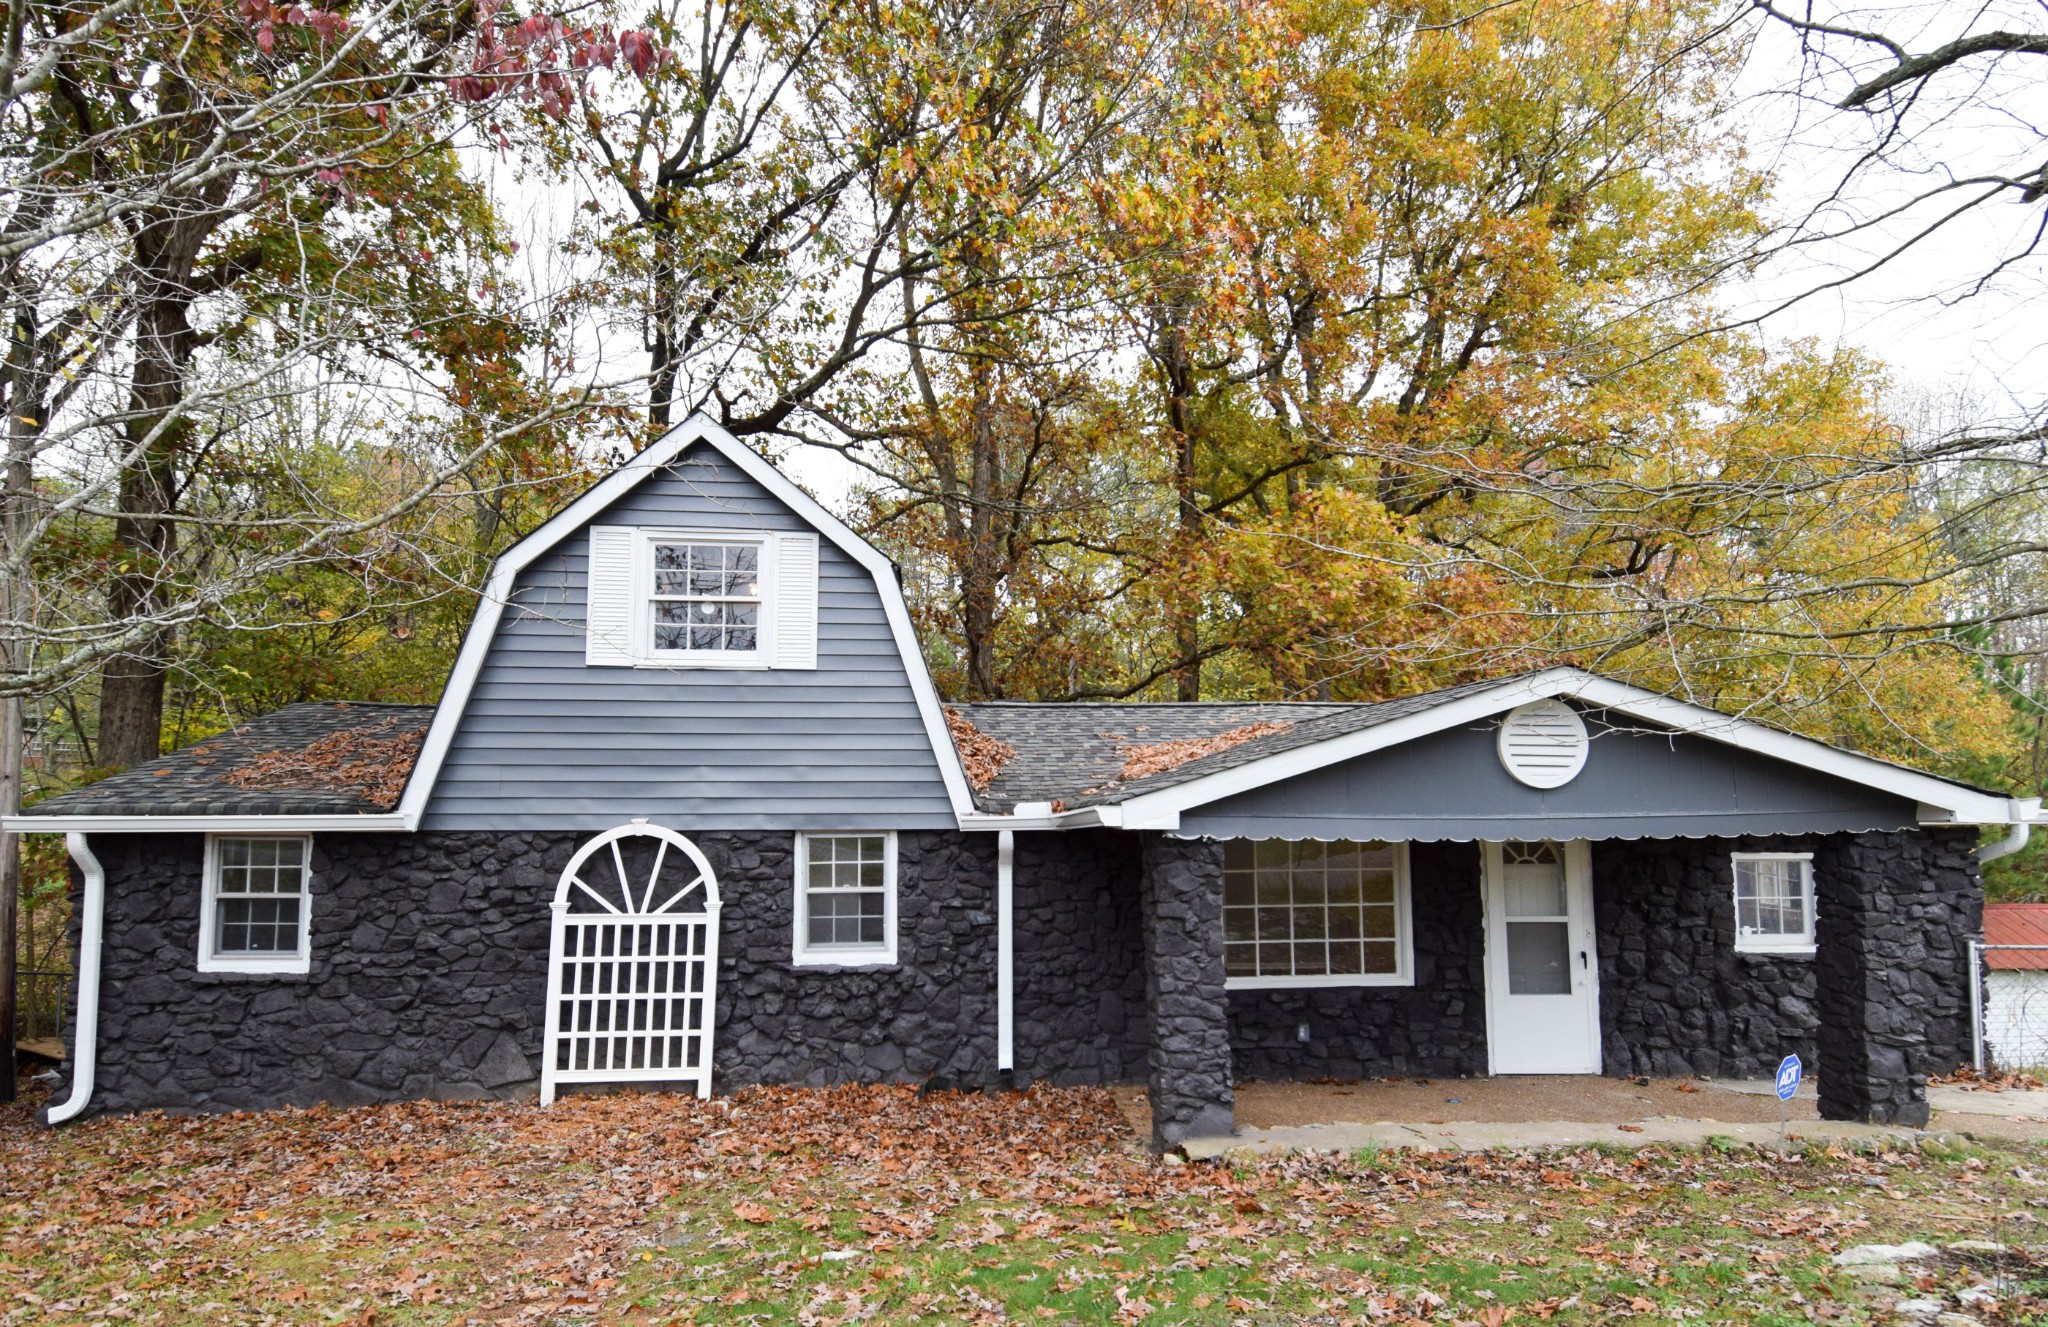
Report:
652,539,763,658
584,525,818,670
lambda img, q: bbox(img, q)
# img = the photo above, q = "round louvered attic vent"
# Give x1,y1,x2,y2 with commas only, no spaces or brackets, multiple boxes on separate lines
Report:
1496,698,1589,789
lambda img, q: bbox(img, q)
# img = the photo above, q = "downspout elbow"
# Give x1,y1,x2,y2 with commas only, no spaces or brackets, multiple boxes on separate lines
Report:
1980,821,2032,866
46,832,105,1125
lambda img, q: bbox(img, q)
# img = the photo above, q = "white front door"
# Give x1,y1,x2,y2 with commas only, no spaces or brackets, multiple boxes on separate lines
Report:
1483,840,1602,1074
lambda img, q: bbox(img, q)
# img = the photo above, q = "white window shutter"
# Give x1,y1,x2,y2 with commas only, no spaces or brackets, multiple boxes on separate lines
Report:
773,533,819,669
585,525,637,666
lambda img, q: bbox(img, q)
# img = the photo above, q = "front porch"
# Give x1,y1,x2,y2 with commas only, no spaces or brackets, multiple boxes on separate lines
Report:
1131,829,1982,1149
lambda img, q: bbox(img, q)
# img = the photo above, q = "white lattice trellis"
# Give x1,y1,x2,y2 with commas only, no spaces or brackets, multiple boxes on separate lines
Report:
541,822,721,1104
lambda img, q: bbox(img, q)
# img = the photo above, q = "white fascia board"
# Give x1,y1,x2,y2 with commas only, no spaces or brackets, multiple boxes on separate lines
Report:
5,813,411,834
393,414,978,827
1107,666,2029,829
1562,676,2026,826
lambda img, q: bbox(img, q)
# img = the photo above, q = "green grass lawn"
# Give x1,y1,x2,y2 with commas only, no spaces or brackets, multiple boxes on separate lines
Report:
2,1083,2043,1325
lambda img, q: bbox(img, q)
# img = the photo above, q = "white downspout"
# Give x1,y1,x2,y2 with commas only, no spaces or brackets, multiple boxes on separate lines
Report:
1980,821,2032,865
997,830,1014,1074
46,832,105,1124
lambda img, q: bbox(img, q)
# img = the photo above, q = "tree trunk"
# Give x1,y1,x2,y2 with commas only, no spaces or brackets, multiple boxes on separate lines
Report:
961,364,1003,699
1160,320,1202,702
648,237,678,429
98,214,208,770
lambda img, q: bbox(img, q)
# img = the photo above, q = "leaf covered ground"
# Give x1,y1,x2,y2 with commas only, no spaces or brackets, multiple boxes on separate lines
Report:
2,1084,2045,1326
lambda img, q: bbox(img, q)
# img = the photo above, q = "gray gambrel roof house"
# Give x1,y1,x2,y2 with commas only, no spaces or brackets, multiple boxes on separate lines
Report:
15,417,2040,1144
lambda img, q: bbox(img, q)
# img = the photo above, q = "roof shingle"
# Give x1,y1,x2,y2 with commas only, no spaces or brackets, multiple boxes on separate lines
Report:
25,703,434,818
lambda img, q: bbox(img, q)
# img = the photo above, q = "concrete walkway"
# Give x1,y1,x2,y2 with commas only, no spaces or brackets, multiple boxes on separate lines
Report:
1184,1114,1944,1158
1714,1077,2048,1120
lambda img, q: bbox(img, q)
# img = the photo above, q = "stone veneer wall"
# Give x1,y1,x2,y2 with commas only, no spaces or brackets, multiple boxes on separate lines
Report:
1593,836,1824,1079
1009,830,1149,1086
1226,841,1488,1080
60,828,1000,1116
1139,834,1235,1147
1813,828,1979,1125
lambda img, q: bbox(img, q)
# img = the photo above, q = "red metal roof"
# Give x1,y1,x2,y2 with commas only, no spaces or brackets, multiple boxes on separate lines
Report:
1985,904,2048,969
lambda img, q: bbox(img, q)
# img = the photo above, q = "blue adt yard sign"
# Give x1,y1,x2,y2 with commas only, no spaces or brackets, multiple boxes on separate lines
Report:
1776,1054,1803,1101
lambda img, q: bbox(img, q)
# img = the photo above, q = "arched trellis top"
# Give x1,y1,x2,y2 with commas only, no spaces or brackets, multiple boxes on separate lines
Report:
554,821,721,917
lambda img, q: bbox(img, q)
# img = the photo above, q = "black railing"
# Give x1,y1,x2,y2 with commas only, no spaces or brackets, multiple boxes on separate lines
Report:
14,969,71,1046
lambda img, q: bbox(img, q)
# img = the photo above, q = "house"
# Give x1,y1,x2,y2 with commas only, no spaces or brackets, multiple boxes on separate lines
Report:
14,417,2038,1145
1982,903,2048,1070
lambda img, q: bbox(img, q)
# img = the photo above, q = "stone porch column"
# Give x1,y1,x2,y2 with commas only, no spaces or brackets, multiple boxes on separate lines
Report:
1813,829,1980,1126
1138,834,1235,1149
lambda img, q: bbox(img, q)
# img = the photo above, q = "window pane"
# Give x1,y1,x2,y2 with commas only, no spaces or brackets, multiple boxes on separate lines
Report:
1735,858,1810,940
1226,839,1402,980
651,542,762,652
1506,921,1571,994
217,897,301,955
802,836,889,951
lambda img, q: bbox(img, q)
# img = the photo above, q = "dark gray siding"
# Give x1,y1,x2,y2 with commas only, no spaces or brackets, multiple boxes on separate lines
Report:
1174,713,1923,841
423,443,955,830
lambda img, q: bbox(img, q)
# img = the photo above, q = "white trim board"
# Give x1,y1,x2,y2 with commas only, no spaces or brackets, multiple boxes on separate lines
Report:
1098,667,2036,831
392,414,977,829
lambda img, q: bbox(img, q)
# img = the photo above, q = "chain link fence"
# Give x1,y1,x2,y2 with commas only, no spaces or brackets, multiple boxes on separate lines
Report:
1972,943,2048,1071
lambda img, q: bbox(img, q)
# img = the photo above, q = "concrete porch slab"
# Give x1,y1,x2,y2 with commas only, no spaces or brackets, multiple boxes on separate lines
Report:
1183,1116,1945,1159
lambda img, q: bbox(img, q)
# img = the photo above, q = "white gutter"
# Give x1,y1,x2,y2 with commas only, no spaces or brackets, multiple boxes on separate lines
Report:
4,812,411,834
46,832,105,1124
996,830,1014,1073
1979,820,2033,865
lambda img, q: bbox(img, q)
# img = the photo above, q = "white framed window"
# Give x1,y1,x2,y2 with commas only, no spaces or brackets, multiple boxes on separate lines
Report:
792,832,898,967
200,835,313,975
585,526,819,670
1223,839,1414,989
1732,852,1816,954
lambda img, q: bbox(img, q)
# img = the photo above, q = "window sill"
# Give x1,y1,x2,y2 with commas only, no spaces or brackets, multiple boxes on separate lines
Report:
1735,944,1816,959
198,956,311,977
1226,974,1414,991
193,965,311,983
635,655,771,671
791,950,897,970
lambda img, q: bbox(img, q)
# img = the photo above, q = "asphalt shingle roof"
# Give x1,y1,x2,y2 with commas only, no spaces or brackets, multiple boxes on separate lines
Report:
956,675,1519,813
26,702,434,817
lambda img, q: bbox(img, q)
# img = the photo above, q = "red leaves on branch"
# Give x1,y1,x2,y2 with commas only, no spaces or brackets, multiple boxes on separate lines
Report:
944,707,1016,793
238,0,348,56
448,0,663,115
221,717,427,809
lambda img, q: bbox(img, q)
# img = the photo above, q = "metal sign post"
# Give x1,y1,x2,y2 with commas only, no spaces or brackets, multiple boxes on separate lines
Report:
1775,1054,1802,1152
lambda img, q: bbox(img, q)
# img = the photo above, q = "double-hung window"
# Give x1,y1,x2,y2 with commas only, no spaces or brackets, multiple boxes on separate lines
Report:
200,836,313,974
1731,852,1815,954
792,832,897,967
584,525,820,670
1223,839,1413,988
651,539,762,658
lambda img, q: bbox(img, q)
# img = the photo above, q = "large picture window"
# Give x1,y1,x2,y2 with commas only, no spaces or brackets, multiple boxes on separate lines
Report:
1732,852,1816,954
792,832,897,967
1223,839,1413,988
200,836,313,974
